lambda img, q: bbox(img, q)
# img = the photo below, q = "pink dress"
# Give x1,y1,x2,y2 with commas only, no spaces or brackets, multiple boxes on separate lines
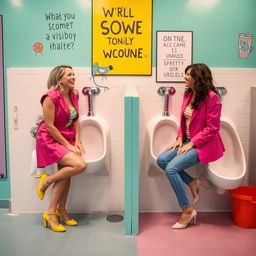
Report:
36,89,79,168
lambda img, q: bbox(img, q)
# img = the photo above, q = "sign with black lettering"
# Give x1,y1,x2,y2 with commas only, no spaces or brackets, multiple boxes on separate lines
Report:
92,0,152,75
156,31,193,82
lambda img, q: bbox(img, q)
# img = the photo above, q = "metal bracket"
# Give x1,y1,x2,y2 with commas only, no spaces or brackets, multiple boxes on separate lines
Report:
216,87,227,97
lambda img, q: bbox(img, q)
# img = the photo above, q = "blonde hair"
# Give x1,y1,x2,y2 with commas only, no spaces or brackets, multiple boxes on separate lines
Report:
47,65,75,94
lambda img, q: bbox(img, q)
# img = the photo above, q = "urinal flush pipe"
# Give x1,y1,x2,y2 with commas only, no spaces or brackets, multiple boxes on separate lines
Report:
157,87,176,116
216,87,227,103
82,86,100,116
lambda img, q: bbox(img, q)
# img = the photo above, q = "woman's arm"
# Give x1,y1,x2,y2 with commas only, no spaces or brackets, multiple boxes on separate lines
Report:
43,96,81,155
73,119,85,154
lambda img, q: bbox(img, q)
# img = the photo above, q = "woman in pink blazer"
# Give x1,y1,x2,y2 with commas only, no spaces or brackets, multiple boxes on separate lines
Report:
35,65,87,232
157,63,225,229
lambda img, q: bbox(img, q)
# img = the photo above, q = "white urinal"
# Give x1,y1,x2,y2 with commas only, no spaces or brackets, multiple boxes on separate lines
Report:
202,117,246,194
80,115,110,175
147,115,179,175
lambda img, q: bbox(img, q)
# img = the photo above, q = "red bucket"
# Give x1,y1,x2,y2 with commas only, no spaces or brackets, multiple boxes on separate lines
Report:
230,186,256,228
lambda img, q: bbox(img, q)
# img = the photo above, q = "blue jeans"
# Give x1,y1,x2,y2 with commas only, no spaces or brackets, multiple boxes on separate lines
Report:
156,139,199,208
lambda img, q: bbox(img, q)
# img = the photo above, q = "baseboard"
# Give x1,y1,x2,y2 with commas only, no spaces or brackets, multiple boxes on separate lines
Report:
0,199,10,208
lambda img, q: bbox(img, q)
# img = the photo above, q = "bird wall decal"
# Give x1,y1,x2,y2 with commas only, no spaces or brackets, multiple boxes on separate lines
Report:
90,63,113,91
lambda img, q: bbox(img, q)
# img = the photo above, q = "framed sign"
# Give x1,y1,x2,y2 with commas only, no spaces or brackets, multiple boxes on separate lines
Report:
92,0,152,76
156,31,193,82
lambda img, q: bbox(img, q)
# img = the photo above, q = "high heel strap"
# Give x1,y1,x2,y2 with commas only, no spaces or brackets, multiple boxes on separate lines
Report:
36,174,49,200
43,212,66,232
57,208,66,211
56,208,78,226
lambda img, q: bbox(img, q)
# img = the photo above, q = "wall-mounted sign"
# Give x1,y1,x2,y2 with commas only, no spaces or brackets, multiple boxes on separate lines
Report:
238,33,254,59
156,31,193,82
92,0,152,75
44,12,77,52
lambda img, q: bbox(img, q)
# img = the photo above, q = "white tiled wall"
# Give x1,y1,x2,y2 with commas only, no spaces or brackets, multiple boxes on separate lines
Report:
7,67,256,213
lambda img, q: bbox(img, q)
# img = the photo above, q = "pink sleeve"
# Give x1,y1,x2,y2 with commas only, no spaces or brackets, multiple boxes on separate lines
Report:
40,90,57,106
177,126,183,139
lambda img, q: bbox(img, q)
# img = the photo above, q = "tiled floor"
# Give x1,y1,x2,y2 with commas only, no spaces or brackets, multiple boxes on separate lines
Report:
1,209,256,256
138,212,256,256
0,209,136,256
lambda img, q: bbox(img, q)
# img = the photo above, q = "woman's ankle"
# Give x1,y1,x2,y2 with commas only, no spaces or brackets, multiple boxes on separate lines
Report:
189,178,197,187
182,206,193,214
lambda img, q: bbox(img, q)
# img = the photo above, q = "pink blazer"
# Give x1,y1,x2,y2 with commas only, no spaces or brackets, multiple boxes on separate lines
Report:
177,90,225,164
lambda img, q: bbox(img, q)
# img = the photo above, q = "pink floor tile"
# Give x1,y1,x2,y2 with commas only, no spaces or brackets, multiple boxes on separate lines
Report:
138,212,256,256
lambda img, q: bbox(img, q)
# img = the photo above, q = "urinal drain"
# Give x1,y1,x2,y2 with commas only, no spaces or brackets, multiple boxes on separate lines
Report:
106,214,124,223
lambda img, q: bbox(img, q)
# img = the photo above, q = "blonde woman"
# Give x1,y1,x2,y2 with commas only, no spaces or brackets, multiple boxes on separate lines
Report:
35,65,87,232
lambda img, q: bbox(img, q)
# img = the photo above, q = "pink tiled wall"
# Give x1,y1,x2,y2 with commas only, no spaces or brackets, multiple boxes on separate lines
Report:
7,67,255,213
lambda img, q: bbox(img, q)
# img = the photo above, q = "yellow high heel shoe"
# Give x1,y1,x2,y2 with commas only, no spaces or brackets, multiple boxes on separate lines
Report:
56,208,78,226
43,212,66,232
35,173,49,200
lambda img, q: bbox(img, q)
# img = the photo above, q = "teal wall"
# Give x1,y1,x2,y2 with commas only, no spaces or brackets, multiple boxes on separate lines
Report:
1,0,256,69
0,0,255,201
154,0,256,68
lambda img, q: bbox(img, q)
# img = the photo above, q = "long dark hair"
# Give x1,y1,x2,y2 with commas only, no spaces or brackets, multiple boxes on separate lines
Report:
185,63,217,109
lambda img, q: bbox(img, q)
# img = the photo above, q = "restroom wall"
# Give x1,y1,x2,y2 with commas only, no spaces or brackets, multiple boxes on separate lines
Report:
1,0,256,210
7,67,255,212
1,0,255,69
7,67,125,212
139,68,255,212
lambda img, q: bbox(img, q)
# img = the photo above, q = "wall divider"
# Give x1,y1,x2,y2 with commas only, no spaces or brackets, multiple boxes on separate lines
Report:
124,85,139,235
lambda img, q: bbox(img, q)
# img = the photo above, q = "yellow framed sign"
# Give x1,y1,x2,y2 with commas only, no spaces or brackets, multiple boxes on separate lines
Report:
92,0,152,75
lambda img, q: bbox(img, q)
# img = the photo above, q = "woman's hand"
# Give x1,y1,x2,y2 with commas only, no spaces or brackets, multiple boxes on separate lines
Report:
166,137,183,150
75,141,85,155
177,141,194,155
66,144,83,156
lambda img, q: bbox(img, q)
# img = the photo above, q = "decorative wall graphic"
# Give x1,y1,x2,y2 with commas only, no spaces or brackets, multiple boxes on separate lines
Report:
90,62,112,91
156,31,193,83
92,63,113,75
33,42,44,55
238,33,254,59
44,12,76,51
92,0,152,75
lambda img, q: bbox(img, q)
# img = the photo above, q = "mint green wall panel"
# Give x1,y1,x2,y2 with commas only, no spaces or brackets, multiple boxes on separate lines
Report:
0,0,255,68
124,96,132,235
0,0,91,68
124,86,139,235
131,97,139,235
153,0,256,68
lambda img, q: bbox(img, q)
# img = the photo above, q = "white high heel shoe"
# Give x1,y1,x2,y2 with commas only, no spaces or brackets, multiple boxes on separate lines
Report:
172,209,197,229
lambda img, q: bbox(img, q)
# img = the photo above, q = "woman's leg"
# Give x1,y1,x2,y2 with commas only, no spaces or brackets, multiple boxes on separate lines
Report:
56,163,71,209
164,147,199,208
44,152,86,185
43,153,86,225
47,179,70,225
57,173,73,221
58,179,71,210
157,147,194,185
